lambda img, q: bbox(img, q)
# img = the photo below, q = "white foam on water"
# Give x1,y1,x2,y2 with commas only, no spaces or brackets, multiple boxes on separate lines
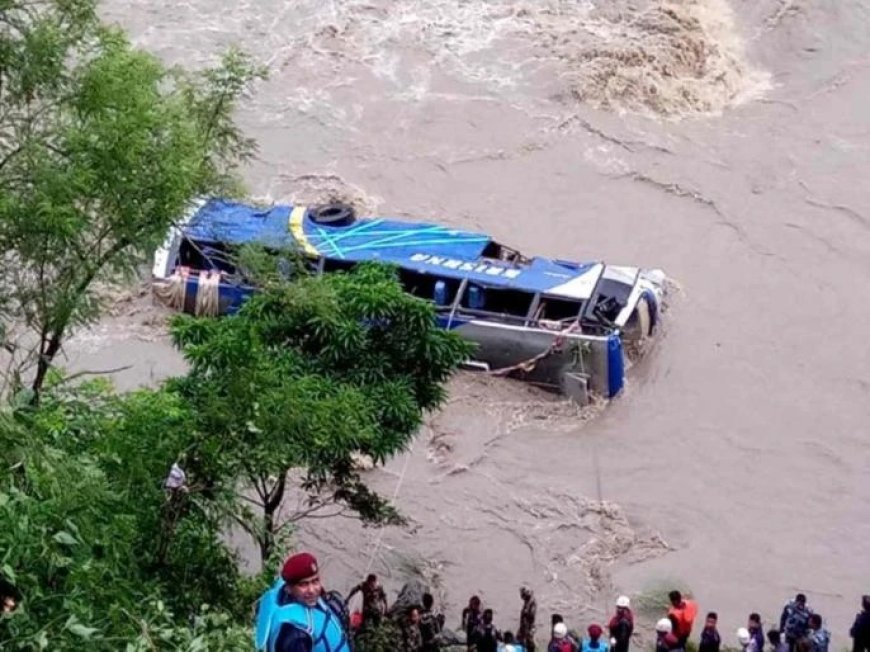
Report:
274,0,770,117
102,0,770,119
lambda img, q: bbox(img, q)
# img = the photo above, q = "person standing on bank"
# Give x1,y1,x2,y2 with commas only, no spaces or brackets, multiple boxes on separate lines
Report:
851,596,870,652
420,592,444,652
748,614,765,652
667,591,698,649
401,606,424,652
346,573,388,629
255,552,350,652
807,614,830,652
699,612,721,652
608,596,634,652
463,595,484,651
780,594,813,652
518,587,538,652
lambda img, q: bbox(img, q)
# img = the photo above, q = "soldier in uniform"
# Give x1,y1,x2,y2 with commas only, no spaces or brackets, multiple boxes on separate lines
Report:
347,573,388,630
419,592,445,652
518,587,538,652
463,595,483,651
401,606,424,652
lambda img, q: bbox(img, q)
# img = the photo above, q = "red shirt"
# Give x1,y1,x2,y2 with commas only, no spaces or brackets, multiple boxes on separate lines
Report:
668,600,698,639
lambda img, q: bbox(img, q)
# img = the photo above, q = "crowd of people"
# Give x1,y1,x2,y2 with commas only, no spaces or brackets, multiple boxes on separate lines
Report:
254,551,870,652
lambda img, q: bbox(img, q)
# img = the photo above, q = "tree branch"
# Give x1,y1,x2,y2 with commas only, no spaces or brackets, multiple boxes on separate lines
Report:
235,492,265,508
54,365,132,384
0,144,23,172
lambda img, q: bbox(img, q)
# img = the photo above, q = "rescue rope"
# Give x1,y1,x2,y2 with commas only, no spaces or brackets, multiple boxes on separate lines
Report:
194,271,221,317
363,443,414,576
152,269,189,310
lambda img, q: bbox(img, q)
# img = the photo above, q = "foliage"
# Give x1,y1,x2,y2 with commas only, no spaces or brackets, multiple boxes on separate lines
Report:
0,259,472,645
0,384,252,649
123,602,253,652
353,619,403,652
169,262,474,563
0,0,264,400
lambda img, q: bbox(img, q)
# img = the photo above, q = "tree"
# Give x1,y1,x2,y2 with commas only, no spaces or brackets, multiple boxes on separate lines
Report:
169,262,474,564
0,380,258,649
0,0,264,401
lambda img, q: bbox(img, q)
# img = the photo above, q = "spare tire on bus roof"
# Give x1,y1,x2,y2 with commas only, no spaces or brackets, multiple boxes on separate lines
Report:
309,203,356,227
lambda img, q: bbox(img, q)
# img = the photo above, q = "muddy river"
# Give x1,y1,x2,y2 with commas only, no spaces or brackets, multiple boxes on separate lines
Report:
67,0,870,641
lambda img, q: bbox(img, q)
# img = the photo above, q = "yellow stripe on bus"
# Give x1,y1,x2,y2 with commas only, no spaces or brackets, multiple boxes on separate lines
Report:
288,205,318,256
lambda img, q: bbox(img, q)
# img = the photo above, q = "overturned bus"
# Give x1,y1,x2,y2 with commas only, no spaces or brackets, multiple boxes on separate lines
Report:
152,199,666,404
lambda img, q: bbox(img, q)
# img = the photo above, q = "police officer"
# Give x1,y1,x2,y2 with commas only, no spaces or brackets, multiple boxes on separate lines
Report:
780,594,814,652
255,551,350,652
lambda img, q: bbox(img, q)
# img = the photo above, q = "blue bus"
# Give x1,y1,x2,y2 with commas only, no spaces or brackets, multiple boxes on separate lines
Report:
152,199,666,402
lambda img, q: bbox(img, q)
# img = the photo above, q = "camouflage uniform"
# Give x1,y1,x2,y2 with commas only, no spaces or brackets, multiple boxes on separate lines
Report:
519,592,538,652
348,581,388,629
780,601,814,652
402,620,423,652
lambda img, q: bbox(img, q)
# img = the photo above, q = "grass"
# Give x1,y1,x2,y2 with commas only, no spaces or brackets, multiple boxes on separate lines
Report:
633,578,695,619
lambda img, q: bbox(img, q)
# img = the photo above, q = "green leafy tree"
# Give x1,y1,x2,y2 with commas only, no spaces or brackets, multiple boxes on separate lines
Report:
0,0,264,401
0,382,255,649
170,263,474,564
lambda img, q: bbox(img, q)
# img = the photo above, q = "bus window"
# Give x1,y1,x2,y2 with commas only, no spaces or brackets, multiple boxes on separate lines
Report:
398,269,461,308
534,297,583,322
459,284,534,321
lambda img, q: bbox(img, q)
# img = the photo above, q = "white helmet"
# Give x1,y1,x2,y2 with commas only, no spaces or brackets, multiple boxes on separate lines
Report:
656,618,673,634
554,623,568,638
737,628,752,645
616,596,631,608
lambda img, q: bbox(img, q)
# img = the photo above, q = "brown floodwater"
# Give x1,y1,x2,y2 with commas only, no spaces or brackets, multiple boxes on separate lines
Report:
68,0,870,642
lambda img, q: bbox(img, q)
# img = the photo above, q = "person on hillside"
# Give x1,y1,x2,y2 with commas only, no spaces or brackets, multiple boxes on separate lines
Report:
463,595,484,650
780,594,813,652
419,592,444,652
401,606,424,652
699,612,721,652
749,614,765,652
346,573,388,629
582,624,610,652
850,596,870,652
608,596,634,652
769,628,789,652
667,591,698,649
518,587,538,652
473,608,501,652
254,551,350,652
807,614,830,652
549,622,577,652
655,618,682,652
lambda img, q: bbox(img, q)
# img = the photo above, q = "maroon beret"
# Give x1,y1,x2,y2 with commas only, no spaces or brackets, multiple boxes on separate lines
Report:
281,552,319,584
